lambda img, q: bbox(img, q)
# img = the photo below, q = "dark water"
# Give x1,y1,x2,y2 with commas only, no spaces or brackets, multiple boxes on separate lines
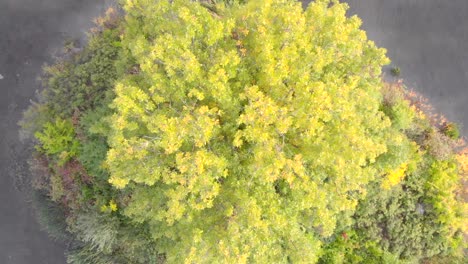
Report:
0,0,110,263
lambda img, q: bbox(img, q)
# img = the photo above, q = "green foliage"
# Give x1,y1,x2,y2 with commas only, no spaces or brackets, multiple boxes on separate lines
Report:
73,211,119,253
19,100,53,142
381,83,415,131
42,27,121,117
49,171,66,202
442,122,460,140
422,254,467,264
385,100,415,131
331,89,465,263
67,235,161,264
77,137,108,180
31,189,71,242
352,156,465,260
77,105,113,181
67,208,161,264
66,243,116,264
391,67,401,77
319,231,384,263
426,160,465,248
34,118,79,164
319,230,423,264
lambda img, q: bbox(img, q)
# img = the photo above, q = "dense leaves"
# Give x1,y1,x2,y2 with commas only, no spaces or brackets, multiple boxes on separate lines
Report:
42,29,121,117
105,0,398,262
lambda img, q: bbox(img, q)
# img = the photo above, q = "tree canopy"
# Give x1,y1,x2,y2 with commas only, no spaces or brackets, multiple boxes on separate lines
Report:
107,0,396,261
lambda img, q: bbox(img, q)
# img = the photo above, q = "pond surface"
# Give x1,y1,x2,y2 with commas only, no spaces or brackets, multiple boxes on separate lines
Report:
0,0,110,262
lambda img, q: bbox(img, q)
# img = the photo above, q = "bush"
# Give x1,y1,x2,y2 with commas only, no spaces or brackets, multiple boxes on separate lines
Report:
381,82,415,131
352,155,465,260
387,100,415,130
423,130,455,160
34,118,79,165
31,189,71,242
442,122,460,140
66,208,161,264
391,67,401,77
72,211,119,253
66,243,116,264
426,160,466,248
77,104,113,181
42,28,121,117
19,99,53,142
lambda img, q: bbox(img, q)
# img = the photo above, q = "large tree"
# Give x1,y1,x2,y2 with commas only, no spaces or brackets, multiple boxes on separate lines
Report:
105,0,397,262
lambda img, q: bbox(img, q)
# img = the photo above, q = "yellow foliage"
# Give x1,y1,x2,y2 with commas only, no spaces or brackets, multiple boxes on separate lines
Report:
455,150,468,234
382,163,408,189
109,199,118,212
456,150,468,173
106,0,395,262
101,199,118,213
109,176,130,189
100,204,108,213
